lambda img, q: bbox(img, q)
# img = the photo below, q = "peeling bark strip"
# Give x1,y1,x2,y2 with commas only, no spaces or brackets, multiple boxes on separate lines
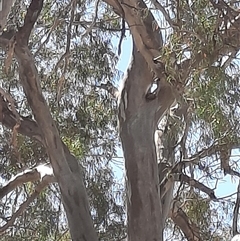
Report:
8,0,98,240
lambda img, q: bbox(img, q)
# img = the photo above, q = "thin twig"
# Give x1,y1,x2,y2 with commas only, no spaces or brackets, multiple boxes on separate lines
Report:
150,0,178,29
0,175,54,234
81,0,100,39
56,0,76,102
34,18,62,57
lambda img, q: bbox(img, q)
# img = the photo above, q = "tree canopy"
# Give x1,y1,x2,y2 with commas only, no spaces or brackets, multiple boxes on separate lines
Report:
0,0,240,241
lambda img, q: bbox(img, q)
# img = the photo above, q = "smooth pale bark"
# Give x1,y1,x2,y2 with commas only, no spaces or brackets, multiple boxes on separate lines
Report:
0,60,97,240
118,44,175,241
102,3,177,237
3,0,240,240
105,4,176,238
14,42,97,241
156,116,175,223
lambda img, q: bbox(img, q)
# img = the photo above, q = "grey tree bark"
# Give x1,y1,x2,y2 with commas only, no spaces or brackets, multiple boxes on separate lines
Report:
0,1,98,240
0,0,15,30
3,0,240,241
104,0,177,240
156,116,176,223
118,44,175,241
0,0,177,240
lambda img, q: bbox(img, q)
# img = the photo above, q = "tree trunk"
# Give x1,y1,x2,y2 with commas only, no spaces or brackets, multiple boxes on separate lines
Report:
0,1,99,239
119,45,174,241
14,43,98,241
156,116,176,223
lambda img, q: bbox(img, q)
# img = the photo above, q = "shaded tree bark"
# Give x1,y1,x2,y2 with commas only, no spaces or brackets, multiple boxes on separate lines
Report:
118,43,175,240
4,0,240,240
156,116,176,223
104,1,240,239
105,1,176,240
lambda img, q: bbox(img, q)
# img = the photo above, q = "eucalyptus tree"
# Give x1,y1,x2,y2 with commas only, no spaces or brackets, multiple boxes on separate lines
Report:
1,0,240,241
0,0,124,240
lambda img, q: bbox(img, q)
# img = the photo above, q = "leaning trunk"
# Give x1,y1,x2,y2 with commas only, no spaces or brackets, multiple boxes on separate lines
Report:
6,1,99,239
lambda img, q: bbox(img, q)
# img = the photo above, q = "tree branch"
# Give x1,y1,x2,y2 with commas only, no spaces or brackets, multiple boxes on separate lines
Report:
103,0,182,124
118,44,164,241
0,96,43,143
104,0,169,83
177,174,217,200
56,0,75,102
160,166,217,201
4,0,99,240
0,0,15,30
170,201,202,241
0,164,55,199
150,0,178,28
0,175,54,234
18,0,44,45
